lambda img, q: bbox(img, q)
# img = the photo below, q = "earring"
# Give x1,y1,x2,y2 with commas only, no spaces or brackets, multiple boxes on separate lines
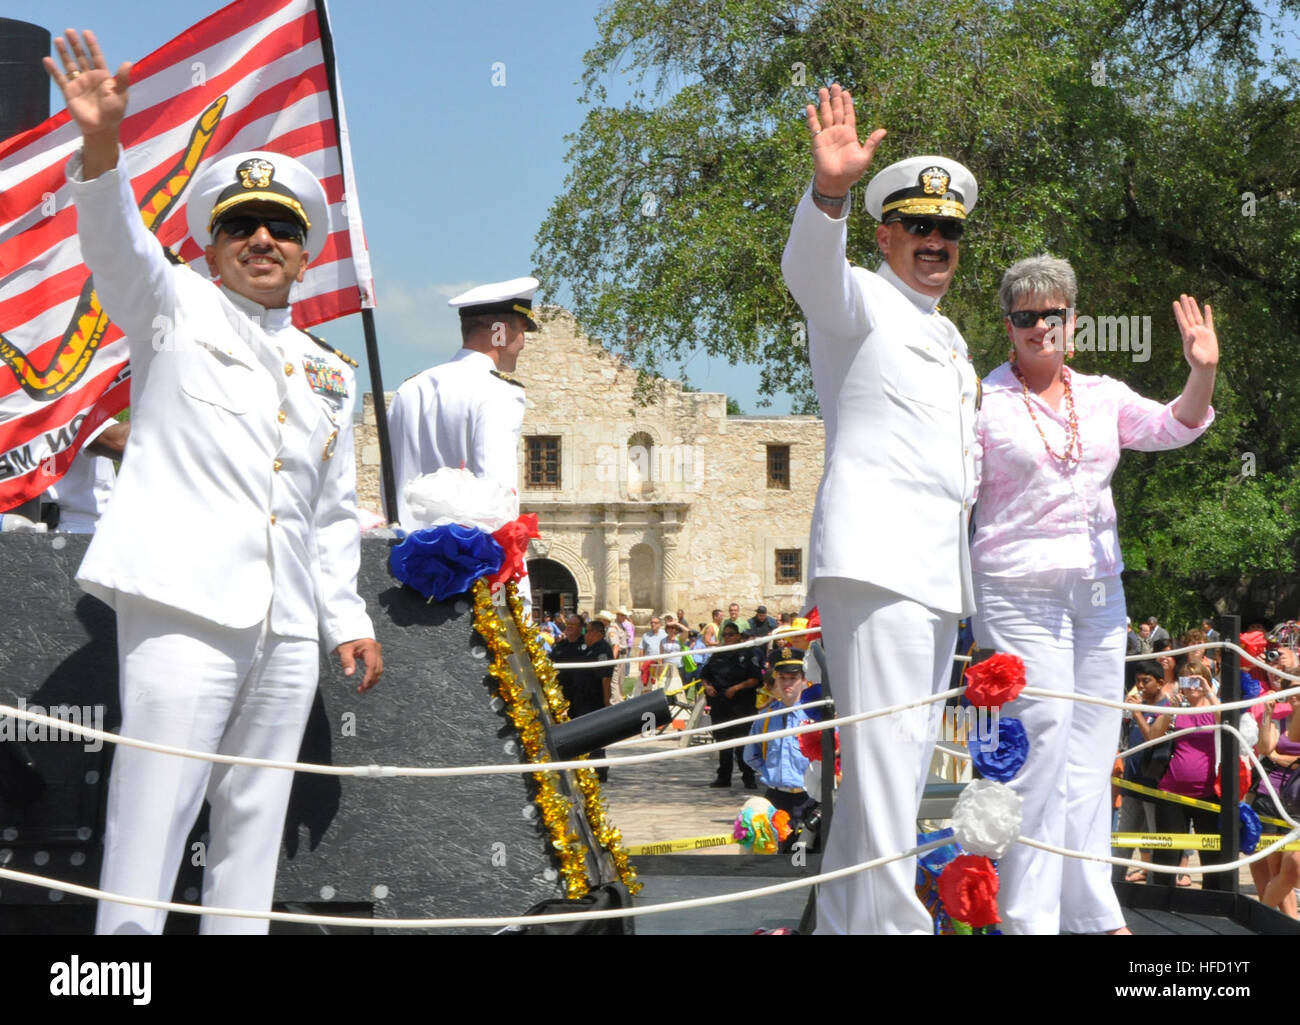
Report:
1008,349,1018,365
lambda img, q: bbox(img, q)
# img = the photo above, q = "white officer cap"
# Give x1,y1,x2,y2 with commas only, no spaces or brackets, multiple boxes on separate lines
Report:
863,155,978,222
186,150,329,245
448,276,541,331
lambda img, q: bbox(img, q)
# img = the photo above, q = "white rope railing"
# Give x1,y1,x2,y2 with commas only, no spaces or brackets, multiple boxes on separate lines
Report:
550,626,822,670
3,632,1294,930
0,837,951,930
607,697,834,748
0,687,947,776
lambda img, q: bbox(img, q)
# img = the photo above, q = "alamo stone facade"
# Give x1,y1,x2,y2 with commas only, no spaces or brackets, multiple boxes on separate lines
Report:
355,311,824,623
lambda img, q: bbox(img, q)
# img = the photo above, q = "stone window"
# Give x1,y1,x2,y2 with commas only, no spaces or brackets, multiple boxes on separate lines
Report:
526,436,561,489
767,444,790,489
775,548,802,584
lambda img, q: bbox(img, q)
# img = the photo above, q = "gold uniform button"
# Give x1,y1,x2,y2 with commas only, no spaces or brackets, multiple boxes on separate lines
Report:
273,459,283,472
270,514,277,525
284,362,294,377
277,410,287,424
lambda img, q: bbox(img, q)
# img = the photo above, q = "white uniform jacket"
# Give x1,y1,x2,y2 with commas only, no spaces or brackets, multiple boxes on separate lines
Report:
782,188,978,616
386,348,526,530
66,153,374,650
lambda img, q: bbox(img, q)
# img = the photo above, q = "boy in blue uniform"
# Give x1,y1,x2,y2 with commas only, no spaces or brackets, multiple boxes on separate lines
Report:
744,647,818,839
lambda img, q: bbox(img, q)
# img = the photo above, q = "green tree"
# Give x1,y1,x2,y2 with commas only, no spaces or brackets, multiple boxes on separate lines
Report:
536,0,1300,623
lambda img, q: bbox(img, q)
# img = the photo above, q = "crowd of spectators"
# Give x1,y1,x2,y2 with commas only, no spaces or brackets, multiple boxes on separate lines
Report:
1115,616,1299,918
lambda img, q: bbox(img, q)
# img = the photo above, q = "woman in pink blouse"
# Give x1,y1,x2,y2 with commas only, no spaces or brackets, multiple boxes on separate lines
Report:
972,255,1218,934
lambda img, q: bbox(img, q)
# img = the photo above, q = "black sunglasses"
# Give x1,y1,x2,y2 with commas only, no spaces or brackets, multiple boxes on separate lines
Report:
1007,308,1069,329
887,216,964,241
215,214,305,244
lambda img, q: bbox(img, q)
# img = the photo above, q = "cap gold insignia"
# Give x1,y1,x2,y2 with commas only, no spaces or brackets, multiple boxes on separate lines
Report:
238,158,275,190
920,167,950,196
781,646,793,659
322,429,338,461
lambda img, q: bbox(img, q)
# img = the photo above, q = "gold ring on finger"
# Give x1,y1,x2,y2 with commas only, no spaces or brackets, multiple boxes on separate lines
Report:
67,69,80,79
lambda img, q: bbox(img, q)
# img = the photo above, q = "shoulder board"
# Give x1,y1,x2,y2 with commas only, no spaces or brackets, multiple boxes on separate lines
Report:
491,369,525,389
164,246,186,266
306,332,358,368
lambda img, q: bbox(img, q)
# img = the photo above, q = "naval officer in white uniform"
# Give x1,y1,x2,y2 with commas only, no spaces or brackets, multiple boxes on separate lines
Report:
781,84,979,934
386,278,536,530
47,30,383,934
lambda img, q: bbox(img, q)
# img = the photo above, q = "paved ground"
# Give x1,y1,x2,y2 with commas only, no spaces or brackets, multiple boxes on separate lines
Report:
602,732,752,854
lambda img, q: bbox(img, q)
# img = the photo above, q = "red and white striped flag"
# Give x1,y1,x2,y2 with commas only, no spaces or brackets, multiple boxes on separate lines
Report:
0,0,375,509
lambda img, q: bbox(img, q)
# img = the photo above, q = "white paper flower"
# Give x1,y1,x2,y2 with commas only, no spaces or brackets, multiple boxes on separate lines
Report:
403,468,519,531
952,778,1023,859
1237,713,1260,751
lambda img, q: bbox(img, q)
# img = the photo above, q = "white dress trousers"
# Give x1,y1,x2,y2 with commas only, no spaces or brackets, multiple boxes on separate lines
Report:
814,577,960,935
973,569,1127,934
96,595,319,935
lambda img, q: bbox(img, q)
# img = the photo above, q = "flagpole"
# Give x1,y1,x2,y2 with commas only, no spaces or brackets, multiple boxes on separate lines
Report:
314,0,399,526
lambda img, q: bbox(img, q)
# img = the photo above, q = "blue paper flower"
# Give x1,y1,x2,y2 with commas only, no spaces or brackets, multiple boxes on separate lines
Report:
388,524,504,600
1242,673,1262,700
969,716,1029,782
802,683,825,722
1239,802,1262,854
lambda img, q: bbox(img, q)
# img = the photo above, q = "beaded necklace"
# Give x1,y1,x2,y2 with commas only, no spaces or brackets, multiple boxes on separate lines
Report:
1011,362,1083,464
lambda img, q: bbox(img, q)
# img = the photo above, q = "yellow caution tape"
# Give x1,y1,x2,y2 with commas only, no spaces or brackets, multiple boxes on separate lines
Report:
1111,776,1293,830
1112,832,1300,852
625,833,739,856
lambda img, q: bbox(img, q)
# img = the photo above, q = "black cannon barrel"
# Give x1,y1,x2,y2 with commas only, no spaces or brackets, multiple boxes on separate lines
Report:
550,691,673,760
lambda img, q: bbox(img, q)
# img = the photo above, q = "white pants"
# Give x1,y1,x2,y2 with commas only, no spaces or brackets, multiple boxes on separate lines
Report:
97,595,318,935
814,578,959,935
973,570,1126,934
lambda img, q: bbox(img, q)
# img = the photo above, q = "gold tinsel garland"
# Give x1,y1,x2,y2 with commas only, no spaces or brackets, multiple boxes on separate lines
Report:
469,578,641,898
502,582,642,896
471,579,589,898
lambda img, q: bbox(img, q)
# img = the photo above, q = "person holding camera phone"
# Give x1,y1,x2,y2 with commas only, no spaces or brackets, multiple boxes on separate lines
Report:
1145,662,1224,886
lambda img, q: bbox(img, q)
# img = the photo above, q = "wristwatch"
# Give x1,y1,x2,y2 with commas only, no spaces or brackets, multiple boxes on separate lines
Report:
811,181,850,211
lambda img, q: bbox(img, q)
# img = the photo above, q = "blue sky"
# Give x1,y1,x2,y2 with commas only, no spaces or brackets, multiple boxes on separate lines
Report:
33,0,784,412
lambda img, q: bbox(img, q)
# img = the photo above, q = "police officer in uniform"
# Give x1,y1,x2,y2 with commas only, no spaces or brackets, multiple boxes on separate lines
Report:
47,30,383,935
699,620,763,789
386,278,538,530
781,83,979,934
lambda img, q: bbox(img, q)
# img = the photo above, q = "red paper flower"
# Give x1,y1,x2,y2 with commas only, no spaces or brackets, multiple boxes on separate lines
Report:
938,854,1001,928
798,728,839,763
1213,757,1252,800
488,513,540,586
1240,631,1268,660
963,653,1027,709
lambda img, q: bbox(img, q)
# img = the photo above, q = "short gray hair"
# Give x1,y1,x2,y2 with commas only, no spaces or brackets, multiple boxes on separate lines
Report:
999,255,1077,314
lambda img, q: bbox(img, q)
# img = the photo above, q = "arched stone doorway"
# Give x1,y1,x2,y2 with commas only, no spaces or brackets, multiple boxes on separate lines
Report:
528,558,579,616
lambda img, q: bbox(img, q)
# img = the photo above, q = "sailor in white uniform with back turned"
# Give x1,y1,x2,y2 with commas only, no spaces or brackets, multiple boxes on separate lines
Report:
47,29,383,935
387,277,537,530
781,84,979,934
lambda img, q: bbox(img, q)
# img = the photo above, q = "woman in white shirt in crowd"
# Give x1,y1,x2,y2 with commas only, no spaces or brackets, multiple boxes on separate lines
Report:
972,255,1218,934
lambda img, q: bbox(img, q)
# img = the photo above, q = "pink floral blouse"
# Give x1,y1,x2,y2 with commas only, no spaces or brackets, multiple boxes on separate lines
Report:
971,363,1213,579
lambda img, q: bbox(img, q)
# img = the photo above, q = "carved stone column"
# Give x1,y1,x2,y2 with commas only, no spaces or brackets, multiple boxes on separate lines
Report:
602,522,620,613
660,521,681,615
